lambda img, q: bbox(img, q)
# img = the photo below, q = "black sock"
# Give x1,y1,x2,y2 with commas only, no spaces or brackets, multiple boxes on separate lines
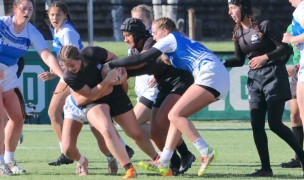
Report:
292,126,303,159
124,163,133,171
170,150,181,168
176,141,191,157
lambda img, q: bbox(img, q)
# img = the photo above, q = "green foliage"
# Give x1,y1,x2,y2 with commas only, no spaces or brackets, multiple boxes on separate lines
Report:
14,121,300,179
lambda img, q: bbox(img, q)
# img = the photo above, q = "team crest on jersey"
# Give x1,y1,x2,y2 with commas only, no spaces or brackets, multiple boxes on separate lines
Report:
97,64,103,70
251,34,259,44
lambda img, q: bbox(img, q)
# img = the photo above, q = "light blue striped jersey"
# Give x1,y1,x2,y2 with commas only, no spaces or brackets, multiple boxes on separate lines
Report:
153,32,220,72
53,21,83,55
292,1,304,51
0,16,48,66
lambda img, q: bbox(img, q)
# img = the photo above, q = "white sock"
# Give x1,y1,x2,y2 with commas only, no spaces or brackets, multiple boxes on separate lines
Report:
0,154,4,164
4,151,15,163
77,155,85,165
193,138,209,156
59,142,63,153
120,137,126,147
159,148,173,167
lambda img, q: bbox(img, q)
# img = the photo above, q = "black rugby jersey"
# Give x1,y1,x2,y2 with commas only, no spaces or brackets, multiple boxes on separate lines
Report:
63,46,125,104
224,19,291,68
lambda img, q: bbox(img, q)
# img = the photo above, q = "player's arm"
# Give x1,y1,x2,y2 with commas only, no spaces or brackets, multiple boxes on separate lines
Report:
108,47,162,68
74,68,119,101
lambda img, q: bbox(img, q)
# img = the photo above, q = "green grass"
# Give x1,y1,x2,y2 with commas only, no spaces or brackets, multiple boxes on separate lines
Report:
9,121,303,179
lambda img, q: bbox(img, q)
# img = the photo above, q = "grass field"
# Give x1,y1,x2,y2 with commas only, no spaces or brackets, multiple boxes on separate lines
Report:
9,121,304,179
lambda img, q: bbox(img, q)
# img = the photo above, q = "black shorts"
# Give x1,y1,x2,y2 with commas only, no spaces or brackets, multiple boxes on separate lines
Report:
153,71,193,108
138,96,154,109
247,63,291,102
290,73,298,99
83,86,133,117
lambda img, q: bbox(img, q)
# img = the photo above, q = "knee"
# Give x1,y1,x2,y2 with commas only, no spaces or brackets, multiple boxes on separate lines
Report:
268,122,282,133
168,111,180,124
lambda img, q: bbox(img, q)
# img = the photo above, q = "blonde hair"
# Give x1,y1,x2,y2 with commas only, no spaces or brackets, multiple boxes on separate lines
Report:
58,45,82,64
131,4,153,25
152,17,178,33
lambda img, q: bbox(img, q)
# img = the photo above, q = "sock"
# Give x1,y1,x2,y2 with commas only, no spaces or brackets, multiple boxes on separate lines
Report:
120,137,126,147
123,163,133,171
0,154,4,164
59,142,63,153
159,148,173,167
193,138,209,156
176,141,191,157
77,155,85,165
292,126,303,159
4,151,15,163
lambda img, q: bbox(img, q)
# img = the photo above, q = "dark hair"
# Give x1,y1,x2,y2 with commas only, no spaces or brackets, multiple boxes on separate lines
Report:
229,0,262,41
48,1,72,23
58,45,82,65
228,0,252,21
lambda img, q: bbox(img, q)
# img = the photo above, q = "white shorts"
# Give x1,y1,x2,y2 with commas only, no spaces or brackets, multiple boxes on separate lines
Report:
298,60,304,82
64,95,88,124
193,61,230,100
135,74,159,102
0,63,19,92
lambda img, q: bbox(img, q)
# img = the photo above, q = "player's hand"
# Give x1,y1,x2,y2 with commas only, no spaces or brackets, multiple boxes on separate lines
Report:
38,71,57,81
114,67,127,85
282,33,293,44
103,67,121,84
248,55,268,69
287,66,297,77
148,76,157,88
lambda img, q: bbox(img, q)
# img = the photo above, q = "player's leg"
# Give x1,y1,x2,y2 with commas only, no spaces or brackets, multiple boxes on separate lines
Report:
48,81,72,166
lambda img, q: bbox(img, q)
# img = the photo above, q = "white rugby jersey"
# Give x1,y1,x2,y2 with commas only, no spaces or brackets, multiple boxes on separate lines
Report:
53,20,83,55
153,32,221,73
0,16,48,66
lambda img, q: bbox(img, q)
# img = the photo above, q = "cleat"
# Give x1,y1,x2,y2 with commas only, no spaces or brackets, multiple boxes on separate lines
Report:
75,158,89,176
162,168,173,176
280,158,301,168
170,165,179,176
123,166,137,178
246,169,273,177
107,156,118,175
179,152,196,174
6,161,26,175
126,145,134,159
197,147,217,176
0,163,14,176
48,153,74,166
138,160,170,176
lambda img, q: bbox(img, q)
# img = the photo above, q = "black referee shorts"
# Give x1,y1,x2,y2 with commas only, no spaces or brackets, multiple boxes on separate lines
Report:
247,64,291,102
